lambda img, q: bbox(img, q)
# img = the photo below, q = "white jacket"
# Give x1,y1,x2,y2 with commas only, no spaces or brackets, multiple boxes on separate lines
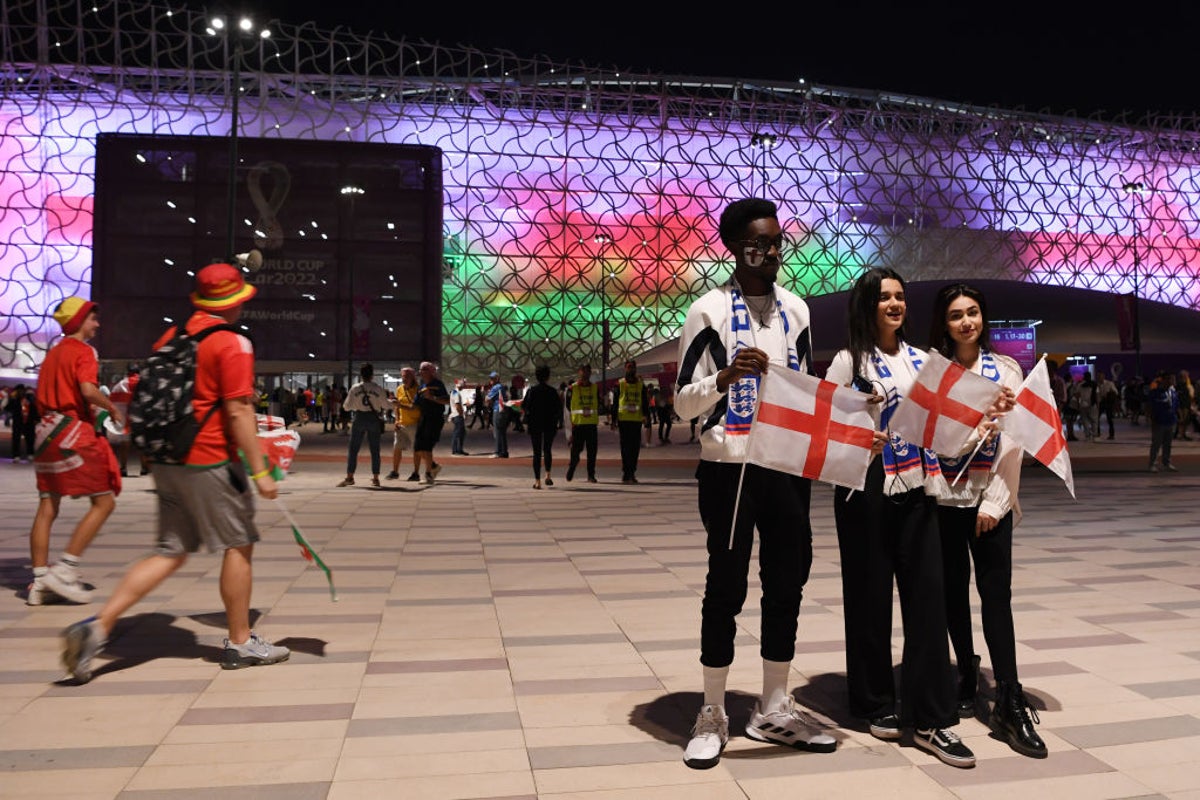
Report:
674,281,812,463
924,351,1024,524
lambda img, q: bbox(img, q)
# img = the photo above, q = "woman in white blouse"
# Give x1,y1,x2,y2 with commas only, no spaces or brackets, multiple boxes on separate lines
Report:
926,283,1046,758
825,267,975,769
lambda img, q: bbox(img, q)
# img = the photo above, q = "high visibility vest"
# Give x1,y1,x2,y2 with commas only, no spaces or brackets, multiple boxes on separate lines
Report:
616,378,644,422
569,382,599,426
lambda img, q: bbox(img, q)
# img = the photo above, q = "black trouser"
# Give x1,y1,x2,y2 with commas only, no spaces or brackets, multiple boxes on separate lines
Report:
529,426,555,479
834,458,957,730
567,425,597,478
938,506,1018,684
658,407,673,441
698,461,813,667
617,420,642,479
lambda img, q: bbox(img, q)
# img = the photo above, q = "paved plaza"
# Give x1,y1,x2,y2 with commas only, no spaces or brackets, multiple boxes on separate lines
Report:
1,421,1198,799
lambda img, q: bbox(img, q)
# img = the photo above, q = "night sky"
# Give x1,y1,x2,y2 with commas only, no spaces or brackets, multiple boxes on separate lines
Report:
182,1,1197,119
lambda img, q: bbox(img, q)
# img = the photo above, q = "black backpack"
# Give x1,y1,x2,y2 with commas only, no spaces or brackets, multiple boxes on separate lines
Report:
130,323,239,464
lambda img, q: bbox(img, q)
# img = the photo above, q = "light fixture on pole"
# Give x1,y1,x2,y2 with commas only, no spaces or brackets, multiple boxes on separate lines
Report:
1121,180,1147,379
340,185,365,384
594,232,613,412
750,133,776,195
207,15,271,261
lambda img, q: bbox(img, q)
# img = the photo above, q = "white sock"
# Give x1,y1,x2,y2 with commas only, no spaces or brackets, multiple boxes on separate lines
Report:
762,658,791,711
703,665,729,708
60,553,81,570
32,565,48,579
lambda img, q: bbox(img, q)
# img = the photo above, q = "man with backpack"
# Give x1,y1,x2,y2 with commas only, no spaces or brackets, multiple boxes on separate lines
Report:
59,263,287,684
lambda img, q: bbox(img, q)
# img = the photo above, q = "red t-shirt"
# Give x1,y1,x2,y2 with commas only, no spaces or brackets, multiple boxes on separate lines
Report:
152,312,256,466
38,337,99,422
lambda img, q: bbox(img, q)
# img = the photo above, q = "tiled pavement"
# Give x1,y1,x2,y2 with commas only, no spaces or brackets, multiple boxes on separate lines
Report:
1,422,1199,799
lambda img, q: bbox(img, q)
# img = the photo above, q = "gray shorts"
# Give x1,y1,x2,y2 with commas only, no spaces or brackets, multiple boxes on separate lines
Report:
393,424,415,450
153,464,260,556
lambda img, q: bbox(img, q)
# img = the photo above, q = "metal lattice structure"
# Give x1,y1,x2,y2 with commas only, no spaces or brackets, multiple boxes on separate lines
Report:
4,0,1200,379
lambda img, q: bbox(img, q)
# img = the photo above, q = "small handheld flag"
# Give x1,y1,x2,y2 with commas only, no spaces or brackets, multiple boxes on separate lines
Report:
275,498,338,602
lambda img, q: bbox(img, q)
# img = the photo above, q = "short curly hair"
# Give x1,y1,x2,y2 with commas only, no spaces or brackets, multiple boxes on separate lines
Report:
718,198,778,250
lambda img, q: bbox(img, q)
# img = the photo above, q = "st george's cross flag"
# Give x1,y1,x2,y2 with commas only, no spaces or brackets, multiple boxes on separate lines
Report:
889,350,1003,457
1000,357,1075,498
746,369,877,490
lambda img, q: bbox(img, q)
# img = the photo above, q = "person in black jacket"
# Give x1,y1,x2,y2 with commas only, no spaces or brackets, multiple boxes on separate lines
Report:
522,365,563,489
6,384,37,463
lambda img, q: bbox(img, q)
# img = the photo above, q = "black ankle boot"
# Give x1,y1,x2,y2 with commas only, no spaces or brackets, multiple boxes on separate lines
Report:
956,654,981,717
992,680,1047,758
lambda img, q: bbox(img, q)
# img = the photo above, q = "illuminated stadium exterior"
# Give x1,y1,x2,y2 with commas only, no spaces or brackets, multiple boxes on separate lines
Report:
3,0,1200,380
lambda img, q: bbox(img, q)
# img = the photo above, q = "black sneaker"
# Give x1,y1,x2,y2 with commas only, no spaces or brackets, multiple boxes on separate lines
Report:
406,472,420,482
385,471,400,480
868,714,902,741
914,727,976,768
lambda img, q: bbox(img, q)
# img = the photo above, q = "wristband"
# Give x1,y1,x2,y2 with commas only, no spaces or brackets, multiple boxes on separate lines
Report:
250,469,271,480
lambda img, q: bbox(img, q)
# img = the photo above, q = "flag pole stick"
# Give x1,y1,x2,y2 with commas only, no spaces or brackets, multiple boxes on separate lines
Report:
274,496,339,601
728,372,767,551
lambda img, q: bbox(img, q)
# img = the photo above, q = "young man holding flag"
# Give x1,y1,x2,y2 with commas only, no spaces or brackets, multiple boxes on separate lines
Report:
674,198,835,769
59,263,289,683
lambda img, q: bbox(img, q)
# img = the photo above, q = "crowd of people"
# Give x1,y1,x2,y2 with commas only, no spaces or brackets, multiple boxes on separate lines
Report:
8,197,1199,776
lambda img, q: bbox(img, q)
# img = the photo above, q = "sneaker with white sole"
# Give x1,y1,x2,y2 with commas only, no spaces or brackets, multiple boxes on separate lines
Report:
744,696,837,752
430,463,442,480
221,632,290,670
914,727,976,768
26,578,62,606
868,713,902,741
683,704,729,769
61,616,106,683
41,563,93,604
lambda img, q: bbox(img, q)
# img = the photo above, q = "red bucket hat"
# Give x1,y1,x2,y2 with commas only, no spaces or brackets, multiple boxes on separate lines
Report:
191,263,257,311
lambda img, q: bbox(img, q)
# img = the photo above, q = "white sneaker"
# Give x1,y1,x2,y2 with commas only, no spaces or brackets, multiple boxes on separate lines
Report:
745,696,837,752
683,704,729,769
26,578,62,606
41,563,93,604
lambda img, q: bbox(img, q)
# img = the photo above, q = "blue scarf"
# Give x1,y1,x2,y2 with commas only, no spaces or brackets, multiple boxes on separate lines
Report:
936,350,1001,476
724,284,800,436
869,344,942,480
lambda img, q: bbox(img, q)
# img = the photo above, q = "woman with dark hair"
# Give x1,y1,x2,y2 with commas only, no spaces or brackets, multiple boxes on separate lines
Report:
522,364,563,489
825,267,976,769
927,283,1045,758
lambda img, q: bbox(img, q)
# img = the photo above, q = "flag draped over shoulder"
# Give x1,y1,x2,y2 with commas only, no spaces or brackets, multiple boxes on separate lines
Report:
746,369,877,490
1001,357,1075,498
889,350,1002,456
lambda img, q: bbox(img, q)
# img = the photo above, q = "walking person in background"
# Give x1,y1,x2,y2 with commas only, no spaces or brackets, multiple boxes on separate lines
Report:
657,384,675,444
6,384,37,463
1097,370,1119,440
523,364,562,489
1148,371,1179,472
1176,370,1194,440
337,363,388,487
927,283,1046,758
413,361,449,484
387,367,421,481
26,297,122,606
611,359,650,484
826,267,977,768
564,364,600,482
486,371,510,458
449,378,468,455
1078,372,1099,442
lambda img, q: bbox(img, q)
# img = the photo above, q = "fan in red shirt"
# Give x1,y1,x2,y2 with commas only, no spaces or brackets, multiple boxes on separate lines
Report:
27,296,122,606
60,262,290,684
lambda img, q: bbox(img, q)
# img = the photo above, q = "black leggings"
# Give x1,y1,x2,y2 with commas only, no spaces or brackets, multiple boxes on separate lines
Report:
529,427,555,479
939,506,1018,683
